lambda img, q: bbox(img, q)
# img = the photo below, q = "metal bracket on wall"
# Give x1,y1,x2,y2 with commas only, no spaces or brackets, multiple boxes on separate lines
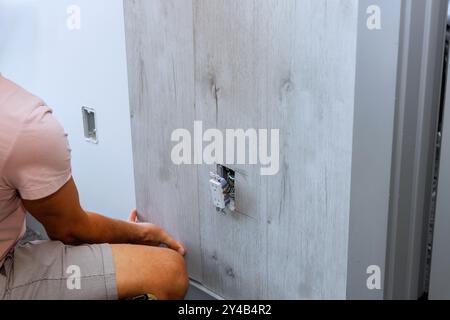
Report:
82,106,99,144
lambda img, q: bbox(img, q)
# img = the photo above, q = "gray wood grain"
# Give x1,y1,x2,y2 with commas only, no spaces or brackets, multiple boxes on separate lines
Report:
193,0,268,299
125,0,358,299
260,0,358,299
123,0,203,281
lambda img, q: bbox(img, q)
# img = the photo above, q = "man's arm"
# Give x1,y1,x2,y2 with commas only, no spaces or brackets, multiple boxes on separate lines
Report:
22,177,186,255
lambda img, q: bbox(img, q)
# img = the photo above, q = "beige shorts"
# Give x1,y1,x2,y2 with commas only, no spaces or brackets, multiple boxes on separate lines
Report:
0,240,117,300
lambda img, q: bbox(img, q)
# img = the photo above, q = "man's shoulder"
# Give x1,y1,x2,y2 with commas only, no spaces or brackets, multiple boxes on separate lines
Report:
0,76,45,117
0,76,46,170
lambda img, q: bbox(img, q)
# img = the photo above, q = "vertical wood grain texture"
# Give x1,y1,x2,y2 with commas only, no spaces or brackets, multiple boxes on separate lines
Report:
194,0,268,299
123,0,203,281
125,0,358,299
265,0,358,299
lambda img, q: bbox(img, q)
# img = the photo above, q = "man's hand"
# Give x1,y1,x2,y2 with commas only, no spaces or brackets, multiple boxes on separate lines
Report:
128,210,186,256
24,178,186,256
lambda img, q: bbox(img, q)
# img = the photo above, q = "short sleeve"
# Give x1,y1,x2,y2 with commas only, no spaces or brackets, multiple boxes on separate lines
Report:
4,105,72,200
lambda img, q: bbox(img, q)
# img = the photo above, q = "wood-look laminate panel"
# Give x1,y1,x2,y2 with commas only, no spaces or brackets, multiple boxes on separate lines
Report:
124,0,202,281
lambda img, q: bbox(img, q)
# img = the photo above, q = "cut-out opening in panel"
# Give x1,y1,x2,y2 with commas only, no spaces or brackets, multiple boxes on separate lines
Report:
217,164,235,210
82,106,98,144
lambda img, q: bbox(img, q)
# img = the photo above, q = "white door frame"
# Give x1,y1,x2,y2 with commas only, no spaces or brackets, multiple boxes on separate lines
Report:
347,0,448,300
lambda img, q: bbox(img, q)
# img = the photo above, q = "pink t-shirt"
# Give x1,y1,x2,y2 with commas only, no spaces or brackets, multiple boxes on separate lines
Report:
0,75,72,264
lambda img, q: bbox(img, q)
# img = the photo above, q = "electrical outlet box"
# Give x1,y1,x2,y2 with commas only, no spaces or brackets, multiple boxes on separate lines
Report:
82,106,98,144
209,176,228,209
210,165,236,212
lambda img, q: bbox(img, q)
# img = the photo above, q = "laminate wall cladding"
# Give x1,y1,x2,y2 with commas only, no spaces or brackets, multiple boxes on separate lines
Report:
124,0,359,299
124,0,202,281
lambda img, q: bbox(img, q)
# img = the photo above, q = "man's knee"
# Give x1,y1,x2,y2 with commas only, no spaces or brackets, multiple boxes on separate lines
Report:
158,249,189,300
112,244,189,300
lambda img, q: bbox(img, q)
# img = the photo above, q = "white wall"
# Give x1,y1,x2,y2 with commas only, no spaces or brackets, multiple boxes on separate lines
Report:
0,0,136,220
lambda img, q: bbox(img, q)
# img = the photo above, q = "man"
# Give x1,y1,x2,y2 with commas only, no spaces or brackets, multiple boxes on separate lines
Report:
0,74,189,300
